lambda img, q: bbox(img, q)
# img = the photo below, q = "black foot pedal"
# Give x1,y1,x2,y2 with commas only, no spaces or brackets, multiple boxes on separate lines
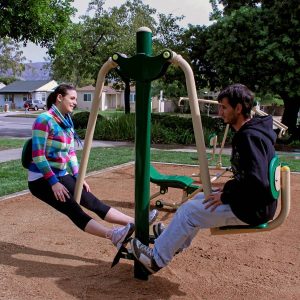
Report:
111,241,134,268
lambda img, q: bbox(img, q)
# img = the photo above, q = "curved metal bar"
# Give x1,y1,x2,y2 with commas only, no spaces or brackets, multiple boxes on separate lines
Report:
210,166,290,235
74,58,118,203
170,52,211,197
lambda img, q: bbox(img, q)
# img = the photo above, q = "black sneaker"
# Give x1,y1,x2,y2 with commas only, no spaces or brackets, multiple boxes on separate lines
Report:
153,222,165,238
149,209,159,225
130,238,161,274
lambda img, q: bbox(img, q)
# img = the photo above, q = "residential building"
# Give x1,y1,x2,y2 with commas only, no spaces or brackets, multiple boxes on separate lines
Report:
76,84,177,113
0,80,58,110
76,85,124,111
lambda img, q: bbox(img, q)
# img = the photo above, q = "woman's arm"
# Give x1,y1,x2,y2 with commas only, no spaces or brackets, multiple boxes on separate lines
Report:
67,137,79,177
32,116,59,186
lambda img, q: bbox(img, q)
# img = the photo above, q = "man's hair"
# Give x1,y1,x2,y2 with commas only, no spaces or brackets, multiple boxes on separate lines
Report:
46,83,76,110
217,83,254,118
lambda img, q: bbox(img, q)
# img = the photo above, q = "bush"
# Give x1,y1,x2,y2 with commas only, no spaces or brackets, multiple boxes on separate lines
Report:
73,111,105,129
94,114,135,141
78,112,232,146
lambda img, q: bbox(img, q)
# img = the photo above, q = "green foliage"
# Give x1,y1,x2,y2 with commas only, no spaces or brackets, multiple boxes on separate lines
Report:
0,0,75,47
0,37,25,76
178,24,219,90
75,112,229,145
94,113,136,141
49,0,184,86
0,76,19,85
255,93,283,106
203,0,300,138
72,111,105,129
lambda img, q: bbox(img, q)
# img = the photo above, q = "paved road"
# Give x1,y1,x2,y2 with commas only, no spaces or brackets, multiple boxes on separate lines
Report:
0,113,34,137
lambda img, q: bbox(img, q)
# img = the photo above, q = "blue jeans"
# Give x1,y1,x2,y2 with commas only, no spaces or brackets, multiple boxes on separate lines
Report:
153,192,246,267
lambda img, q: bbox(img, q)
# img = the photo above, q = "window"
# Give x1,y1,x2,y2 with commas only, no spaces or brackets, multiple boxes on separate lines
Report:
130,93,136,103
41,92,46,102
84,93,92,101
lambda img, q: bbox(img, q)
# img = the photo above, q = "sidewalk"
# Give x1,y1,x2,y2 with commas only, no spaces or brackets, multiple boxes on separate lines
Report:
0,140,297,164
0,140,133,163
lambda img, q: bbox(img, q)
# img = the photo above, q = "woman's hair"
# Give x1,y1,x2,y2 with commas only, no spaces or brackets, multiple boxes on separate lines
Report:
217,83,254,118
46,84,76,110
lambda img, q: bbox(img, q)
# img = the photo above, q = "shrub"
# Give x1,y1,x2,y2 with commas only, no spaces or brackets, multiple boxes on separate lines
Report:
73,111,105,129
78,112,232,146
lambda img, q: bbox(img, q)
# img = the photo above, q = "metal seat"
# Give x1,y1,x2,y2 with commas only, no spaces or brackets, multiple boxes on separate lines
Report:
211,157,290,235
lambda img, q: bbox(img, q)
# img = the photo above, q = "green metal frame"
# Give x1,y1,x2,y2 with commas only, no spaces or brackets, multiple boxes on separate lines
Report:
112,29,172,280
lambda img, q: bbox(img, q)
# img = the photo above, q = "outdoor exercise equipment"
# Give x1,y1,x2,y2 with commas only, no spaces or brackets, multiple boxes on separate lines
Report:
74,27,211,280
150,164,200,209
179,97,289,169
253,105,288,138
73,27,291,279
150,164,229,210
179,97,230,169
211,157,291,235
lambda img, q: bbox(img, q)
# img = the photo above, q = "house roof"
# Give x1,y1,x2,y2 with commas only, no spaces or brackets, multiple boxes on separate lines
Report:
77,85,120,95
0,80,55,93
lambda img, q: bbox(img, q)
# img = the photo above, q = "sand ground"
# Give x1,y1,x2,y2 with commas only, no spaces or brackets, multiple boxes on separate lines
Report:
0,163,299,300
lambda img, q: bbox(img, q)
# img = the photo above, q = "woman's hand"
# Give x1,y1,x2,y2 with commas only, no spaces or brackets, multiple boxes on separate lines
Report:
52,182,70,202
83,180,91,193
203,192,223,212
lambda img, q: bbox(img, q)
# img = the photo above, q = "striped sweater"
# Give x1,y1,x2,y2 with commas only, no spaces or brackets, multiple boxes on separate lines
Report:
28,108,79,185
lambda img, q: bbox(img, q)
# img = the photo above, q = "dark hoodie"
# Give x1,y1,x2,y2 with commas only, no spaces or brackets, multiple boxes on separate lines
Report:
221,115,278,225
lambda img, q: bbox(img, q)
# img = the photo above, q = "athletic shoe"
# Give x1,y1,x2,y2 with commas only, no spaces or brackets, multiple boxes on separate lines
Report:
153,222,165,238
153,223,182,255
130,238,161,274
149,209,159,225
111,223,135,249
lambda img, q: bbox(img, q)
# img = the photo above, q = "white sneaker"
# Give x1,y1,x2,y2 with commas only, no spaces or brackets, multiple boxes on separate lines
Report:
111,223,135,249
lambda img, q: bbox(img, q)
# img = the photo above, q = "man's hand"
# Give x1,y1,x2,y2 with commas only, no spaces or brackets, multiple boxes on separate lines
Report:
203,192,223,212
52,182,70,202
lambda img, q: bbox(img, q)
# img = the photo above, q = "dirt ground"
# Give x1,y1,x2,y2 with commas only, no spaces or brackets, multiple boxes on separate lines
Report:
0,163,299,300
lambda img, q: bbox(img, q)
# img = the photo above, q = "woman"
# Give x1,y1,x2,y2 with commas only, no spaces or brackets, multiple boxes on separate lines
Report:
28,84,157,249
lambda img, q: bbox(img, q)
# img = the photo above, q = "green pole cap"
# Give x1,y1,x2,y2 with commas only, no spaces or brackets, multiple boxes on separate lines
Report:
163,50,171,59
112,54,119,61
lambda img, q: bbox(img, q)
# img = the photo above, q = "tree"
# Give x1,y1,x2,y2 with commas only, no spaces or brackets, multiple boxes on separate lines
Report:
206,0,300,140
179,25,220,91
0,37,25,77
0,0,75,80
0,0,75,47
49,0,184,87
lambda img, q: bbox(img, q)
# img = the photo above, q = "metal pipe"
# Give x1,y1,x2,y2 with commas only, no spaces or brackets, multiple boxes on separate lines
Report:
171,53,211,197
74,58,117,203
210,166,290,235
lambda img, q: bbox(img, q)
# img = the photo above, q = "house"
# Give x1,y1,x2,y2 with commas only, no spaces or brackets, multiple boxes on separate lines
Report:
76,84,176,113
0,80,58,110
76,85,125,111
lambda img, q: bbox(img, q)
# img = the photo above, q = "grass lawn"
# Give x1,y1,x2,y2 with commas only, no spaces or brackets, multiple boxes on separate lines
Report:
0,138,27,150
0,145,299,198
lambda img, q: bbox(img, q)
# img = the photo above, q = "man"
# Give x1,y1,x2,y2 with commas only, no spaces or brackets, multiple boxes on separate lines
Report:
130,83,278,274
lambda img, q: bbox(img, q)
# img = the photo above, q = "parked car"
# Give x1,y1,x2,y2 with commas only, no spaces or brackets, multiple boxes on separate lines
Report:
24,100,46,111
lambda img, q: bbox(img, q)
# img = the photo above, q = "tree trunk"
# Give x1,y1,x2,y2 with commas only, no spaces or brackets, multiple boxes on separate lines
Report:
124,79,130,114
281,95,300,140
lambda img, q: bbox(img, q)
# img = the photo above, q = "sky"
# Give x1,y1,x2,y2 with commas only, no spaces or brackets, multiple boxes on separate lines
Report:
21,0,213,62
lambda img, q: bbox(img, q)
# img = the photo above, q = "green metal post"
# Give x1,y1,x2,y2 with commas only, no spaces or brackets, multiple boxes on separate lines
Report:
134,27,152,280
